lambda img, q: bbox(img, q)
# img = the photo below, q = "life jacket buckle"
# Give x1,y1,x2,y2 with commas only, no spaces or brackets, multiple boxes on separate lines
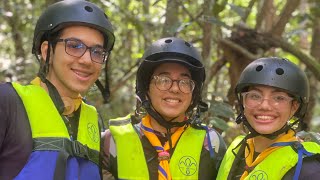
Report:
72,140,89,159
292,141,302,150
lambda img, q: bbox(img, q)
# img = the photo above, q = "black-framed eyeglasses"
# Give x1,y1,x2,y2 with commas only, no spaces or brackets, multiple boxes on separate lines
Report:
56,38,109,64
152,75,195,94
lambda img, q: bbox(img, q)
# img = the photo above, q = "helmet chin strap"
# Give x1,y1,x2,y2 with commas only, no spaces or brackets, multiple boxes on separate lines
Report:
235,96,294,139
95,53,112,104
37,41,70,115
137,92,191,154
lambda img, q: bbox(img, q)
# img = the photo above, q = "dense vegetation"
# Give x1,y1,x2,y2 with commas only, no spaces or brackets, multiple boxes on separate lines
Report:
1,0,320,144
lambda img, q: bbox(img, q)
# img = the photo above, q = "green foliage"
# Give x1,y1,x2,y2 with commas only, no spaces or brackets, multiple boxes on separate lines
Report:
1,0,320,143
209,99,235,119
209,116,229,131
228,3,246,18
204,95,235,132
202,16,231,29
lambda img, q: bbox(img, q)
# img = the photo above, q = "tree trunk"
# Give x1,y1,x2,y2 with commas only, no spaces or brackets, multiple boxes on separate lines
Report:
305,0,320,130
162,0,179,37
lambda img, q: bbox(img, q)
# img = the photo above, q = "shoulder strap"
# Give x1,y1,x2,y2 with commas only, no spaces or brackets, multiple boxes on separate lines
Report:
291,141,320,180
33,137,99,164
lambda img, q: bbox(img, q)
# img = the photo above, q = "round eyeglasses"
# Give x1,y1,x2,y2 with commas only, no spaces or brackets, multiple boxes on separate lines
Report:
241,91,294,109
56,38,109,64
152,75,195,94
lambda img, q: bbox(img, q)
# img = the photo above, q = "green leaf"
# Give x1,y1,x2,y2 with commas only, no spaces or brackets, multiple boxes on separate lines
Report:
175,22,191,33
209,117,229,131
202,15,231,29
228,3,246,18
209,101,235,119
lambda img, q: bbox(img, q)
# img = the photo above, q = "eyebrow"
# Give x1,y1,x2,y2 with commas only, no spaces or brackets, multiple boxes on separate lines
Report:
62,37,104,48
157,72,192,78
249,87,289,95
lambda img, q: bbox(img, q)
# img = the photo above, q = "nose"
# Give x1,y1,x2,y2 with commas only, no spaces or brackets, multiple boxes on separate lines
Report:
78,49,92,64
258,98,273,110
169,81,180,93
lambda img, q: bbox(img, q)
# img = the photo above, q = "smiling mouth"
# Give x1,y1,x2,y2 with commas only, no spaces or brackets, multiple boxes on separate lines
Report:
73,69,92,79
164,98,181,103
254,115,277,124
255,115,274,120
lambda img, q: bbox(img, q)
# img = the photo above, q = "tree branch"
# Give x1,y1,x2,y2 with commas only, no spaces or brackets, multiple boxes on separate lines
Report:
267,34,320,80
255,0,274,31
110,65,138,98
219,39,260,60
270,0,300,36
242,0,257,23
177,0,203,28
206,57,227,84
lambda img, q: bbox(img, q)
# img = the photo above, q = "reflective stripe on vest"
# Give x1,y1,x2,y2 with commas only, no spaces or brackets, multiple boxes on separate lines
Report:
12,83,100,179
217,136,320,180
109,115,206,180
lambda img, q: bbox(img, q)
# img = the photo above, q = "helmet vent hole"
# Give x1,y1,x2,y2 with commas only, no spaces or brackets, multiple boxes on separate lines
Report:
185,42,191,47
256,65,263,72
276,68,284,75
164,39,172,43
84,6,93,12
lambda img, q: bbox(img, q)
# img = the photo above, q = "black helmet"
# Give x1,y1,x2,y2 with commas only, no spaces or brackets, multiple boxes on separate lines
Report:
235,57,309,118
136,37,206,111
32,0,115,57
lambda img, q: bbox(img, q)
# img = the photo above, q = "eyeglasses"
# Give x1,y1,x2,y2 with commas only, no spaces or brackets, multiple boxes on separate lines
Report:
241,91,294,109
56,38,109,64
152,75,195,94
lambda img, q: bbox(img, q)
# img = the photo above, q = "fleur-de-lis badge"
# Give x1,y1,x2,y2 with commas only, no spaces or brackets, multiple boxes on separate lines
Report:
178,156,197,176
87,123,99,142
248,170,268,180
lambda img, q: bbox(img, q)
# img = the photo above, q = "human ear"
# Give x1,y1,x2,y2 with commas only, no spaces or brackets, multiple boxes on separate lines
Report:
290,101,300,117
40,41,49,63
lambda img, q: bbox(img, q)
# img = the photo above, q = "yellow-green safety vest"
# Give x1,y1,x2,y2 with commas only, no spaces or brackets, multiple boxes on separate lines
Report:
217,135,320,180
12,82,100,159
109,115,206,180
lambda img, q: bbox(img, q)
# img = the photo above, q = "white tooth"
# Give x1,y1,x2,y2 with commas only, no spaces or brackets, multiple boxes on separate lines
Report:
166,99,179,103
256,116,273,120
75,71,89,77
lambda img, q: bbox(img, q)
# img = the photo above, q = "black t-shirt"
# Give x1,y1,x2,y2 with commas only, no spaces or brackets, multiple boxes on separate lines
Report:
0,82,82,180
0,83,33,180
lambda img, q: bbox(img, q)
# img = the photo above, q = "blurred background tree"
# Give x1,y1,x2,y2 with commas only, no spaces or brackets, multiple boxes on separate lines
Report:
1,0,320,145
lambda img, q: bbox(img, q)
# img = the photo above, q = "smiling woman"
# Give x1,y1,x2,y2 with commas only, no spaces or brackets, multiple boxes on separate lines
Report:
148,62,193,123
217,57,320,180
243,85,299,135
102,37,227,180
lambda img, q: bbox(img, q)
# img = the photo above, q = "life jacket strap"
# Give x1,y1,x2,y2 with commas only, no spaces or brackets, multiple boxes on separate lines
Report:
33,137,99,164
33,137,100,180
